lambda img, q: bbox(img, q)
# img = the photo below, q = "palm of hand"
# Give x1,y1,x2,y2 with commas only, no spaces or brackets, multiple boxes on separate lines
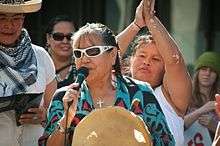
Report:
134,1,145,28
143,0,155,22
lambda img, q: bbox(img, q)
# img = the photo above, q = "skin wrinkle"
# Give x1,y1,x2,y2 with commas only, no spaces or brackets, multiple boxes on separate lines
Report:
150,18,155,26
172,53,180,64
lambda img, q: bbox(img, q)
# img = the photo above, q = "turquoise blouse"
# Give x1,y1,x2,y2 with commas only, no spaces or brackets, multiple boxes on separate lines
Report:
39,76,175,146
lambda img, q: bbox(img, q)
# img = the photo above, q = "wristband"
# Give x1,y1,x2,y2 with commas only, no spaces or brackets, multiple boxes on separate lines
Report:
56,122,66,134
133,22,141,30
56,121,74,134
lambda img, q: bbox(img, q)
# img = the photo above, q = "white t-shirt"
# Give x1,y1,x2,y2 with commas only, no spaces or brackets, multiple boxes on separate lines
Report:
0,44,55,146
154,86,184,146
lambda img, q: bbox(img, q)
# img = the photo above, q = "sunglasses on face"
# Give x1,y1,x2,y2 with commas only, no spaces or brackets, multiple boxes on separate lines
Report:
51,32,73,41
73,46,114,59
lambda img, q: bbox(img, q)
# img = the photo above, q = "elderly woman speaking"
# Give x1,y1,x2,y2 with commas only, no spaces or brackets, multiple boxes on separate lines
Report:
39,23,175,146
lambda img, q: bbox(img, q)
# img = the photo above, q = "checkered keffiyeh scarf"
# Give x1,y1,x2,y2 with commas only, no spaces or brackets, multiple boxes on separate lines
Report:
0,29,37,96
0,0,26,4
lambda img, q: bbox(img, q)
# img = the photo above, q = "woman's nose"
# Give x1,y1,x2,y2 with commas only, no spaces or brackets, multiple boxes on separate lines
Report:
80,53,90,63
3,19,14,29
62,37,69,43
143,59,150,66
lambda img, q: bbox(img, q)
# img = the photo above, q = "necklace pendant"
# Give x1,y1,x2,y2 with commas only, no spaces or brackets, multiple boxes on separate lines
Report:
96,98,104,108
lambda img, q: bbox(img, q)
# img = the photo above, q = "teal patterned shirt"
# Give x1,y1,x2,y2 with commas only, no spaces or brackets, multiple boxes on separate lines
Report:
39,76,175,146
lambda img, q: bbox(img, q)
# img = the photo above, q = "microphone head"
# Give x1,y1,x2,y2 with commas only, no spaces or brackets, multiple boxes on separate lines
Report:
77,67,89,78
73,67,89,90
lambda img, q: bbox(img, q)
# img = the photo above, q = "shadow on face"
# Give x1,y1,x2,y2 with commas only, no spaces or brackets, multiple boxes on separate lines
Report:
0,13,24,46
46,21,75,58
72,28,117,84
198,67,218,87
130,41,165,88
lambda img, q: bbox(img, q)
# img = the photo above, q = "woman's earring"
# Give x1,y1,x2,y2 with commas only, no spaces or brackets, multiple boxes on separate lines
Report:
46,42,50,49
45,42,51,52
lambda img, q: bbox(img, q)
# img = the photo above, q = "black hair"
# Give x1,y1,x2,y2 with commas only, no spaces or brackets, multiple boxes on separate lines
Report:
44,15,75,49
76,23,117,46
130,34,154,56
45,15,75,35
73,23,124,80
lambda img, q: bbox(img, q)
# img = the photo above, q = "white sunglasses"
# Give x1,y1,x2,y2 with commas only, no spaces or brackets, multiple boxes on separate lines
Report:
73,46,114,59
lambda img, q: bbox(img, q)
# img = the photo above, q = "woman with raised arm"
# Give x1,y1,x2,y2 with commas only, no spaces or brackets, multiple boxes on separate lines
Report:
123,0,192,145
45,15,76,88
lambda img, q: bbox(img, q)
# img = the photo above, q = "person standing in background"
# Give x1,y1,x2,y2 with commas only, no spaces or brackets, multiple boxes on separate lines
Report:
45,15,76,88
184,52,220,142
0,0,57,145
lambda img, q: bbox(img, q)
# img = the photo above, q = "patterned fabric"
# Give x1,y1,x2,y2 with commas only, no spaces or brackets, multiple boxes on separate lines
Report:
39,76,175,146
0,0,25,4
0,29,37,95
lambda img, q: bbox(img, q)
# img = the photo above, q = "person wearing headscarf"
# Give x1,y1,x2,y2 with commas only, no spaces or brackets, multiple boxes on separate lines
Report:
0,0,57,145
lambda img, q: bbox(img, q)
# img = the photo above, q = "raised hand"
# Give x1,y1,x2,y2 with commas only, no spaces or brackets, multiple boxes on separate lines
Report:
215,94,220,117
143,0,156,24
134,0,145,29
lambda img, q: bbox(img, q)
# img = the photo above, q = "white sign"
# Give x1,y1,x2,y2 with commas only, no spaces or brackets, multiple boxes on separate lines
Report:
184,121,212,146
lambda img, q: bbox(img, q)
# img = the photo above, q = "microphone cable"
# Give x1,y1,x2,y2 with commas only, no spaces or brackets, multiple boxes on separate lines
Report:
64,102,71,146
63,66,89,146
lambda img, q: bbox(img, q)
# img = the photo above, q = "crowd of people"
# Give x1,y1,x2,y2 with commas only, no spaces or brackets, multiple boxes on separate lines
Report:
0,0,219,146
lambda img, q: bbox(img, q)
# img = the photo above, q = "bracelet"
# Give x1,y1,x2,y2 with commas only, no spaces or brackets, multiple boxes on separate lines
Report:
133,22,141,30
56,122,66,134
56,122,74,134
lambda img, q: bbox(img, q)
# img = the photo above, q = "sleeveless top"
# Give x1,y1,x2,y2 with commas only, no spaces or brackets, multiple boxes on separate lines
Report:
154,86,184,146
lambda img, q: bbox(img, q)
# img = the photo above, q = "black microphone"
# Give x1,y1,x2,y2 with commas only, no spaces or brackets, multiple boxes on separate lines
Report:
65,67,89,146
68,67,89,106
